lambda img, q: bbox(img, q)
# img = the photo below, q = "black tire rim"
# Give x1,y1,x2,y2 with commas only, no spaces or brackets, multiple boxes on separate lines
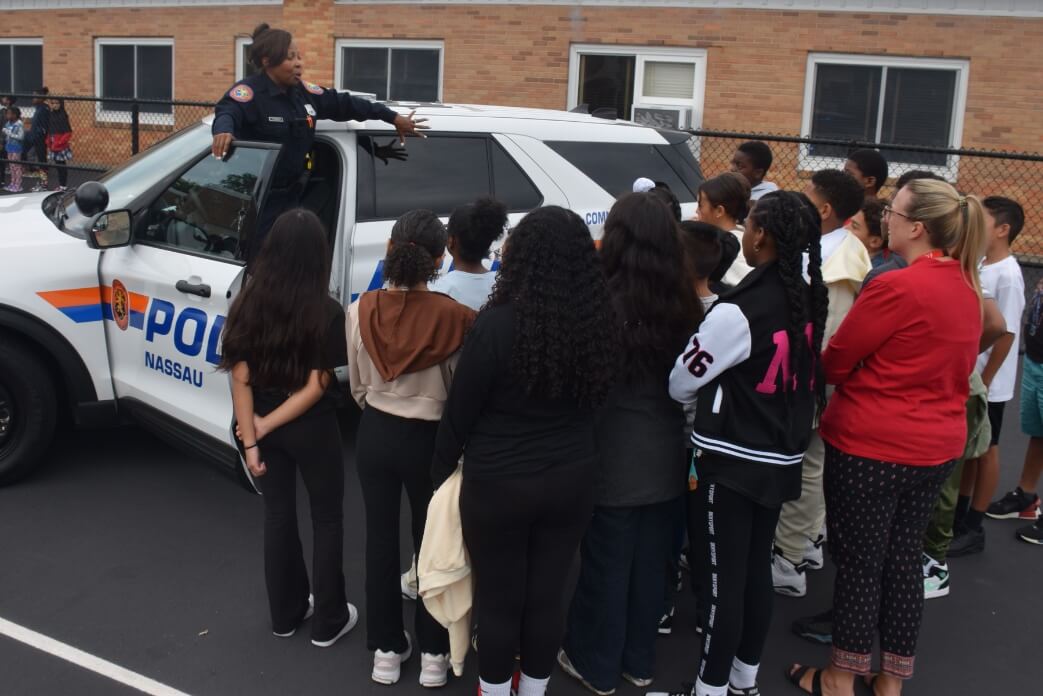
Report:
0,383,12,451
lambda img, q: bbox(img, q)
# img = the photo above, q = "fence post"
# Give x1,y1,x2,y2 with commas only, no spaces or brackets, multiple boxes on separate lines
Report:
131,102,140,155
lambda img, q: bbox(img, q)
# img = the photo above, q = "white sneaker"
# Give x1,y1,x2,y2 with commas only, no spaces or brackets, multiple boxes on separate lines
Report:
373,632,413,684
273,594,315,638
922,553,950,600
311,603,359,647
804,534,825,570
772,548,807,597
419,652,450,688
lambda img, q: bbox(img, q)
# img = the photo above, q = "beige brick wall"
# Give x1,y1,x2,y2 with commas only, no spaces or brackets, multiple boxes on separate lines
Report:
3,4,1040,151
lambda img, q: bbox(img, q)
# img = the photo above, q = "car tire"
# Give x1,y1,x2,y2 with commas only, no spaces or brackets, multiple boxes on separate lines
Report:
0,337,58,485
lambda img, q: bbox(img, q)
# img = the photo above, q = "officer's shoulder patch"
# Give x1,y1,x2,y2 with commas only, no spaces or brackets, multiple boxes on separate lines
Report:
229,84,254,103
303,81,325,95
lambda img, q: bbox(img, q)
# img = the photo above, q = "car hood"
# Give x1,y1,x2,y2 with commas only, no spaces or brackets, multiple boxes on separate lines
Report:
0,193,80,250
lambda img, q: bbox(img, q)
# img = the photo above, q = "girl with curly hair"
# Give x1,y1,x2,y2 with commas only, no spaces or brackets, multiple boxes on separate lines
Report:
432,206,618,696
348,209,475,687
667,191,828,696
557,192,702,693
220,208,355,648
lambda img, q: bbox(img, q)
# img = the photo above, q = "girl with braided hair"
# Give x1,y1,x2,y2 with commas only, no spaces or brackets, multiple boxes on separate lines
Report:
666,190,826,696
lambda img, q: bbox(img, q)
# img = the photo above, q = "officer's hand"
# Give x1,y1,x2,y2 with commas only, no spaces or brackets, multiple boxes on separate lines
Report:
393,110,429,146
374,141,409,166
212,133,234,160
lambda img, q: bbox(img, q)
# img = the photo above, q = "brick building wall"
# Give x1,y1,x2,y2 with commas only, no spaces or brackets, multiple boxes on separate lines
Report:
2,1,1042,191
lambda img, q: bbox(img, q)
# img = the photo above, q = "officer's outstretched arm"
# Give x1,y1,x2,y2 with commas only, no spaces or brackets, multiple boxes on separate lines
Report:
212,84,249,158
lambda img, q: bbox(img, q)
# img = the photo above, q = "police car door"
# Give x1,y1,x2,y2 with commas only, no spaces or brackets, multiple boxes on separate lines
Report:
97,142,280,446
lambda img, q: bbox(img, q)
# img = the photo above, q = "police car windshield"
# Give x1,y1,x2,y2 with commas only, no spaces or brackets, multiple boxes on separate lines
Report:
53,124,212,238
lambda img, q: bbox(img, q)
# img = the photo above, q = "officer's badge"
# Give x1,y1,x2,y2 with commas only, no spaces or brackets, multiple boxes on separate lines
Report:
303,81,324,95
305,104,317,117
229,85,254,103
111,279,130,331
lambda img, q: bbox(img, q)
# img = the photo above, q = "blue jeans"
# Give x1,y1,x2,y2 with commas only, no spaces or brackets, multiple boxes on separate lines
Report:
562,499,677,691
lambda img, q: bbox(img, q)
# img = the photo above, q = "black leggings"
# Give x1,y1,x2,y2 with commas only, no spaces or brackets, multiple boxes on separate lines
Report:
825,445,955,679
355,406,448,654
258,409,350,641
694,482,780,688
461,462,595,683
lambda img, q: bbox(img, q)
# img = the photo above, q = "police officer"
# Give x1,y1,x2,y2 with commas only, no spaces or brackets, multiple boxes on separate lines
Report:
212,23,428,262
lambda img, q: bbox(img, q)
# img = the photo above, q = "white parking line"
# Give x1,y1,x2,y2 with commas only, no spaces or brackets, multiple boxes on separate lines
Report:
0,616,192,696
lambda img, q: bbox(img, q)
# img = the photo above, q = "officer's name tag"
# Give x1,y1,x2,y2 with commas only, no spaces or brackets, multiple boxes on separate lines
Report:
268,116,285,123
305,105,317,117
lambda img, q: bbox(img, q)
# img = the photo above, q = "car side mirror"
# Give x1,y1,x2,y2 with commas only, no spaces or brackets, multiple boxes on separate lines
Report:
88,210,132,249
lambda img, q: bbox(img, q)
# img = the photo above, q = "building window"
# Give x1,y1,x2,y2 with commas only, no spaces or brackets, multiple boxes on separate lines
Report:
568,45,707,130
0,40,43,96
235,37,261,82
95,38,174,124
335,40,442,102
802,53,969,168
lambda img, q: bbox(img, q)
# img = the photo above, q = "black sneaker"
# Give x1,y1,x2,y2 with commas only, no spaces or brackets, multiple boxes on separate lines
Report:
658,607,674,635
1017,519,1043,545
791,608,833,645
987,487,1041,520
948,526,986,557
645,683,693,696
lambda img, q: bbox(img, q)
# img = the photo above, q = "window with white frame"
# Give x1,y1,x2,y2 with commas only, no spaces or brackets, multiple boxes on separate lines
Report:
568,45,707,130
802,53,969,168
235,37,261,82
95,38,174,123
0,40,43,96
335,40,442,102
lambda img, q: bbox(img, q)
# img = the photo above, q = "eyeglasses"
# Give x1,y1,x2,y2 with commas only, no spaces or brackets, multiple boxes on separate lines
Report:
883,206,917,223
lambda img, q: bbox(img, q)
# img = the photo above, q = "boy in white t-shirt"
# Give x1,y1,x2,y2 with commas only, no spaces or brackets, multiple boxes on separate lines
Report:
951,196,1027,556
730,140,778,201
428,197,508,311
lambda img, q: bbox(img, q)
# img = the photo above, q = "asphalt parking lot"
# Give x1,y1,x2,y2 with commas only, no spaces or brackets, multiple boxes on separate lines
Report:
1,402,1042,696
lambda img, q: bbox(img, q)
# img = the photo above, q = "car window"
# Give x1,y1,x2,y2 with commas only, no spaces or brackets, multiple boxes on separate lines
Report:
491,144,542,211
138,148,273,261
356,134,542,221
545,141,699,201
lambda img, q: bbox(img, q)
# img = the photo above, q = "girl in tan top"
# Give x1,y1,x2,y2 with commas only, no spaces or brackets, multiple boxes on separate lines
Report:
347,209,475,689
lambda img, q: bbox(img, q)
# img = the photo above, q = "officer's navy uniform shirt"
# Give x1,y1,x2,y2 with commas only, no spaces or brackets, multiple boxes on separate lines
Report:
213,72,398,188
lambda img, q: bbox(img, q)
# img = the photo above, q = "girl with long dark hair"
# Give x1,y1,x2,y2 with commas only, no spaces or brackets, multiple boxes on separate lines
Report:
348,209,474,688
432,206,618,696
220,208,355,647
666,191,828,696
557,193,701,693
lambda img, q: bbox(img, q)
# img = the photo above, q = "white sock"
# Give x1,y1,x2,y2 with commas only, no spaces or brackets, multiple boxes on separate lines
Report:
479,677,512,696
694,677,728,696
517,672,550,696
729,657,759,689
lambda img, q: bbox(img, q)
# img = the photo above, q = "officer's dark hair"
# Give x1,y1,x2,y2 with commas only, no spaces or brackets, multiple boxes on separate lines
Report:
679,220,724,280
737,140,774,174
648,182,682,222
250,23,293,70
895,169,944,191
984,196,1025,244
33,86,49,97
846,148,889,193
219,208,332,393
810,169,864,222
448,197,507,264
385,209,447,287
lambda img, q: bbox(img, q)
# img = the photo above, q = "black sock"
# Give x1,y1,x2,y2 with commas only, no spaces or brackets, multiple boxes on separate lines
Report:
955,495,971,528
965,508,985,531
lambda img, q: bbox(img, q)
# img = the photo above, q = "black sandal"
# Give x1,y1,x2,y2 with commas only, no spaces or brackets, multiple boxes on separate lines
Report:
858,674,881,695
785,664,823,695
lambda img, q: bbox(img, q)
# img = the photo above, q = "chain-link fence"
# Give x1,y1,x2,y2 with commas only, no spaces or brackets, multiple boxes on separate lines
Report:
1,92,213,189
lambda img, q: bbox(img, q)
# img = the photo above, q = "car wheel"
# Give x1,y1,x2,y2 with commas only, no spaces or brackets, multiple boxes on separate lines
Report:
0,338,58,485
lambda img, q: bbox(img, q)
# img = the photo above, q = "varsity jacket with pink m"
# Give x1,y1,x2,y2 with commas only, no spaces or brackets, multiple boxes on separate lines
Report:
669,262,816,467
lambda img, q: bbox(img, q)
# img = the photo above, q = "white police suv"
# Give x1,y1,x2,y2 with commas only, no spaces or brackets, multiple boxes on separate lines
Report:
0,103,703,488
